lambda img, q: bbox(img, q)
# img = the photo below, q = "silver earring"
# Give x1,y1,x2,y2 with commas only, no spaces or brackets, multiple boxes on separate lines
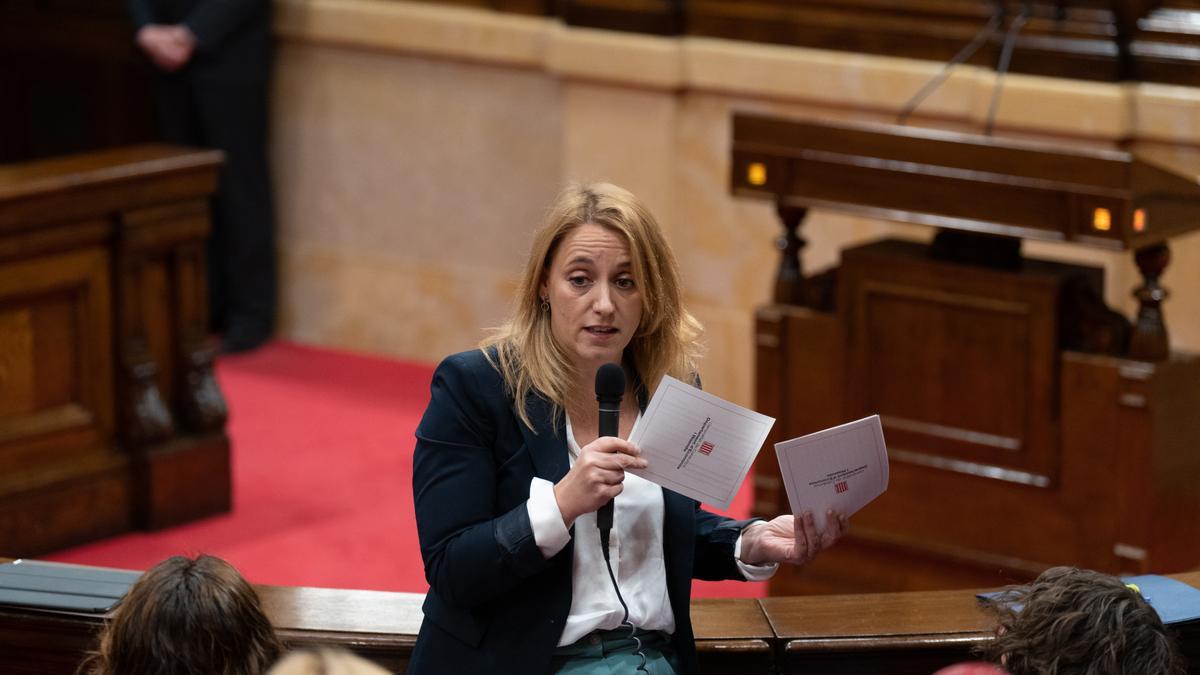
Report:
540,298,550,312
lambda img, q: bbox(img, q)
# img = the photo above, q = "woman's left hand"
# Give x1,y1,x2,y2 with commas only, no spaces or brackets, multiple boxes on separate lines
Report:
738,510,848,566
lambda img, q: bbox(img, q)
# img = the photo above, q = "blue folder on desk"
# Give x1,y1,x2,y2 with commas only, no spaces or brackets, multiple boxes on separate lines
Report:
0,559,141,614
1121,575,1200,625
979,574,1200,625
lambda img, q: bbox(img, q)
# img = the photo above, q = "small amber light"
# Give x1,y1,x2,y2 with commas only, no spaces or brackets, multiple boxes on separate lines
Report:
1133,208,1147,233
747,162,768,186
1092,208,1112,232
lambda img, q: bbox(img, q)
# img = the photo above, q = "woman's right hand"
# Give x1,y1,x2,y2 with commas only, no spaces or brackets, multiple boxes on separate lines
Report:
553,437,648,527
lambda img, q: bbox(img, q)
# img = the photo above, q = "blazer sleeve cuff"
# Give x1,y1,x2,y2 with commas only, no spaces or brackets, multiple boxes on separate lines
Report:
527,477,571,559
734,522,778,581
493,497,547,578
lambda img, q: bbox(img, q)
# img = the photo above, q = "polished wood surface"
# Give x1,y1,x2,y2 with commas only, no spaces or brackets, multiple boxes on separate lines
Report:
0,145,230,555
764,587,993,674
2,560,1198,674
731,115,1200,253
841,240,1099,488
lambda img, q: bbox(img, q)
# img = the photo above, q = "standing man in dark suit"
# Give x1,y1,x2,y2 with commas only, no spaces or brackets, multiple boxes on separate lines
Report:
129,0,276,353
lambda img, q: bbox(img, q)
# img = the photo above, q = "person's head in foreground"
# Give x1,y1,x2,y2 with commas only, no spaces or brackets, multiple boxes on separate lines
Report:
977,566,1185,675
485,181,701,425
81,554,282,675
266,648,393,675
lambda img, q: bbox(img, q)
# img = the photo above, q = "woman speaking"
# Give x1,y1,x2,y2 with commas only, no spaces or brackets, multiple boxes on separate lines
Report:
410,183,846,674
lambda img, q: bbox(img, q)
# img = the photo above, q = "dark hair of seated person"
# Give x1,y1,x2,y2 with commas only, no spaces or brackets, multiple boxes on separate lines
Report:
79,554,283,675
978,566,1185,675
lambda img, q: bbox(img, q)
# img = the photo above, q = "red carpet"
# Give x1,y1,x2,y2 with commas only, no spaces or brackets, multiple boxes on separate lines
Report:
45,341,765,598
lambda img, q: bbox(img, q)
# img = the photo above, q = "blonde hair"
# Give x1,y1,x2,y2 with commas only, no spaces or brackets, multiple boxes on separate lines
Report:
482,182,703,430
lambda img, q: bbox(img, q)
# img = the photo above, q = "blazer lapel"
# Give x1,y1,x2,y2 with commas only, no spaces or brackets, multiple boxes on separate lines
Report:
519,390,570,483
517,371,645,488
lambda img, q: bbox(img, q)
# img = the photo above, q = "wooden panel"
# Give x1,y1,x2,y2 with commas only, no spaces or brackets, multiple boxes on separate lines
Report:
753,236,1200,594
770,534,1037,596
0,145,228,554
0,458,132,556
0,609,104,675
859,283,1031,456
136,434,231,530
753,308,787,517
0,247,113,466
762,321,1200,596
840,240,1071,485
754,306,844,519
0,308,35,416
32,299,77,411
1147,354,1200,572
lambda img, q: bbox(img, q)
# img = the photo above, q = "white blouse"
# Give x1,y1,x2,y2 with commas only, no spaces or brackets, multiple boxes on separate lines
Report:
525,415,776,647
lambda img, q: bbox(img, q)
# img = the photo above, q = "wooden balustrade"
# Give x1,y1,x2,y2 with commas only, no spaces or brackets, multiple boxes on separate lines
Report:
408,0,1200,86
2,561,1197,674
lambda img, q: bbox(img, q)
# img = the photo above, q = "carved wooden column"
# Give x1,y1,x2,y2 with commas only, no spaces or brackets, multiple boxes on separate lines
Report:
116,250,175,447
174,240,227,432
1129,243,1170,361
119,199,231,529
773,203,809,305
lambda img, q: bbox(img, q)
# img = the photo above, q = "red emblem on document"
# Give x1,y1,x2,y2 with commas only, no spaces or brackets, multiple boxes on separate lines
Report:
698,441,714,456
835,481,848,494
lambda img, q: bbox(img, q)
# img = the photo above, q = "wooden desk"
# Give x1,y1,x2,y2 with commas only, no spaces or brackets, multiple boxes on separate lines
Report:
3,564,1198,674
692,597,775,674
762,570,1200,674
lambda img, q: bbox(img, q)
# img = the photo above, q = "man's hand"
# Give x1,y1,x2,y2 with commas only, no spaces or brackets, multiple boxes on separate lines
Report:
738,510,848,566
136,24,197,72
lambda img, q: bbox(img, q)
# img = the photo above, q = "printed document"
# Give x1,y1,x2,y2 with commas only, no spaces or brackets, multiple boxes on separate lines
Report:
627,375,775,510
775,415,889,532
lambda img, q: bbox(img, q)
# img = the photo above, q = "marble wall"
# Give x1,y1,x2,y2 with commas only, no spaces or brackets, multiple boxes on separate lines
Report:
271,0,1200,407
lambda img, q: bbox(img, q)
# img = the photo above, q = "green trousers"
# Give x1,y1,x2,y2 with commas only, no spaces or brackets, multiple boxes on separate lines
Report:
551,628,680,674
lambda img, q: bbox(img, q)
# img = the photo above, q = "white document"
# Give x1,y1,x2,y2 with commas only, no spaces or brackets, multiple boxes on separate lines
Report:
774,415,889,532
627,375,775,510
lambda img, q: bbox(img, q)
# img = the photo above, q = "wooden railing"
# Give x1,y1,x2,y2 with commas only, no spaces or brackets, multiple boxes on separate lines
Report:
3,564,1198,674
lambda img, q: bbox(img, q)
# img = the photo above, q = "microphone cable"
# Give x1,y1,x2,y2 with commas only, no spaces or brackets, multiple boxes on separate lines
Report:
600,532,649,674
594,362,649,674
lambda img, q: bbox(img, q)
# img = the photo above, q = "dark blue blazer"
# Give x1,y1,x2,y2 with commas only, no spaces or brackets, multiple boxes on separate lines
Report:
410,349,755,674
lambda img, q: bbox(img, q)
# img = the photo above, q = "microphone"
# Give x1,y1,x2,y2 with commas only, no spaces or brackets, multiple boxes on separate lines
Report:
594,362,624,552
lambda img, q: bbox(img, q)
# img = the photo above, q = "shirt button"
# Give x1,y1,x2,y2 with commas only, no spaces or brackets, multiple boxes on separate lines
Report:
589,635,601,645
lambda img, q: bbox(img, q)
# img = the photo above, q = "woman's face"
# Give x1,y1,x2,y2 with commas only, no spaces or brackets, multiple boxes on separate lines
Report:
541,223,642,376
